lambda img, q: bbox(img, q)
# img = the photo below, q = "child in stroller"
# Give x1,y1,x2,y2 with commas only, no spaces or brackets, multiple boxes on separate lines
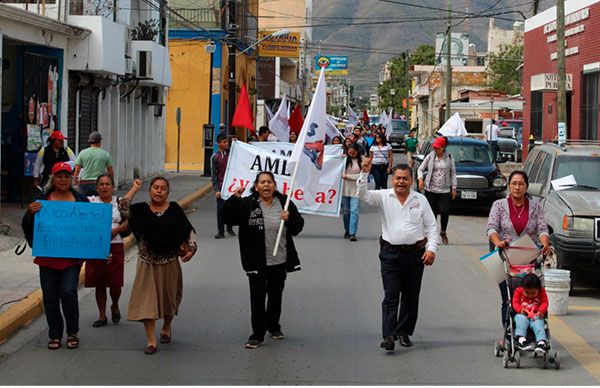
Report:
512,273,549,354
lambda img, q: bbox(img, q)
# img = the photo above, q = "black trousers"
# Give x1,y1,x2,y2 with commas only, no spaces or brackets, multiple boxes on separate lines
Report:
424,190,451,232
248,263,287,341
216,197,225,234
379,240,425,338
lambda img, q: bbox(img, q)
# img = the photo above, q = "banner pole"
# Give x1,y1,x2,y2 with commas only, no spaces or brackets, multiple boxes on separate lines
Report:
272,155,301,256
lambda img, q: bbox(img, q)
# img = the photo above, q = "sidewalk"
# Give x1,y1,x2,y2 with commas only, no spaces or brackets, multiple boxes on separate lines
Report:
0,171,213,342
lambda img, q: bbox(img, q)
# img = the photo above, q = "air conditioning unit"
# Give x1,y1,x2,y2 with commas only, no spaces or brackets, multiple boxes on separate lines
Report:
148,86,163,105
137,50,152,79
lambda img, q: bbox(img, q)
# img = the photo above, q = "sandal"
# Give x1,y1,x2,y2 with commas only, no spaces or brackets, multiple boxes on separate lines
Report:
66,334,79,349
159,331,172,344
144,345,157,355
47,339,61,350
111,305,121,324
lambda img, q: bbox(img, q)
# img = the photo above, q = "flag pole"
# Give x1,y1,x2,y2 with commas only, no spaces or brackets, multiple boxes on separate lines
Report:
272,152,301,256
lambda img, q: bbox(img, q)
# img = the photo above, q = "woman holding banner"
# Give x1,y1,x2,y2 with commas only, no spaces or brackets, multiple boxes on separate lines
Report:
84,173,134,328
22,162,89,350
119,177,197,355
486,171,550,342
224,171,304,349
342,143,363,241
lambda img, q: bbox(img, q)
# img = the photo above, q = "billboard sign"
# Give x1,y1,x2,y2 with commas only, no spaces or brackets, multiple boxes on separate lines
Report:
435,32,469,66
258,31,301,58
315,55,348,75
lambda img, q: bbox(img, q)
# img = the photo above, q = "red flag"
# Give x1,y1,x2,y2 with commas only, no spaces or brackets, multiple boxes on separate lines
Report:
288,104,304,134
231,84,255,133
362,109,370,125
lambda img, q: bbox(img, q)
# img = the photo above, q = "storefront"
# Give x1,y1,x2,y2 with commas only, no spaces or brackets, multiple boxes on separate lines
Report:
523,0,600,157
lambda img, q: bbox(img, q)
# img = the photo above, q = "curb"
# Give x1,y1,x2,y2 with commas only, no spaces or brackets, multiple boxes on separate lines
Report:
0,182,213,344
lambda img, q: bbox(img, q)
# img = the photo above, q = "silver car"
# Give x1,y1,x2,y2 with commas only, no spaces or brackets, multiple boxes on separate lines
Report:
523,143,600,273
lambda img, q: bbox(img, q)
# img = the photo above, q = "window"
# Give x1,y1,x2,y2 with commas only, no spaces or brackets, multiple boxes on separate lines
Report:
523,149,539,174
528,151,547,183
535,152,553,185
581,72,599,141
554,155,600,189
530,91,543,140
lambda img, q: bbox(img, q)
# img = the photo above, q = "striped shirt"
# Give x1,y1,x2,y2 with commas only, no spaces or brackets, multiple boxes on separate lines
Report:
260,200,287,266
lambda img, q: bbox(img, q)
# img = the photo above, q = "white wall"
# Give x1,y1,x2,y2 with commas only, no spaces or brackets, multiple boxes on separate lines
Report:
132,40,172,86
97,84,165,186
67,16,126,75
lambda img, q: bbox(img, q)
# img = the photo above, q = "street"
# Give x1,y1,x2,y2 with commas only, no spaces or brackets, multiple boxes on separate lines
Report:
0,186,599,385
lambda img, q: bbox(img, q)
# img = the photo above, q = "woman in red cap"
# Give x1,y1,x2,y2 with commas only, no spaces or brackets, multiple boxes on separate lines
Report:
22,162,88,350
416,136,457,244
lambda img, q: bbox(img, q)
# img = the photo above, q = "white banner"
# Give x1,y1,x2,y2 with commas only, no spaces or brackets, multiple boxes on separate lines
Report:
221,141,344,217
252,142,344,158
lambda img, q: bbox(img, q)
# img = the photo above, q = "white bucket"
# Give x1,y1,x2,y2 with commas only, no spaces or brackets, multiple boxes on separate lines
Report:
544,269,571,316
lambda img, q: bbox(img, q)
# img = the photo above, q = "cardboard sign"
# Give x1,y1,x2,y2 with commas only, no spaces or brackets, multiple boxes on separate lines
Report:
32,201,112,260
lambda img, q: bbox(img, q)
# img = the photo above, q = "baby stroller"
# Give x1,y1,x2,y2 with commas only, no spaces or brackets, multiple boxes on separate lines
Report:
492,248,560,369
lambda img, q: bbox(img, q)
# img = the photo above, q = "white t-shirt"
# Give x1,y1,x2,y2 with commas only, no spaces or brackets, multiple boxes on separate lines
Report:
88,195,123,244
370,144,392,165
485,124,499,141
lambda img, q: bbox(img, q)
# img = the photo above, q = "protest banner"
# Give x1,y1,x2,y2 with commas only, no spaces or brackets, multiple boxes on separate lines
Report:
32,201,112,259
252,142,344,158
221,141,344,217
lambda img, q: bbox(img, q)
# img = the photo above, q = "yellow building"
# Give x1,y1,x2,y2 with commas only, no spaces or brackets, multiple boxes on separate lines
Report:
165,1,258,170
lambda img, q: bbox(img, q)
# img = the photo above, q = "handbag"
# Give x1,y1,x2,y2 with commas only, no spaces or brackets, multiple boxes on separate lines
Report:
117,197,131,238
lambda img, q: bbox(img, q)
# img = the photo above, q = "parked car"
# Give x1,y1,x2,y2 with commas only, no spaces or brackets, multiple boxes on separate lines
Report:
523,142,600,273
388,119,410,152
497,126,523,162
414,136,507,208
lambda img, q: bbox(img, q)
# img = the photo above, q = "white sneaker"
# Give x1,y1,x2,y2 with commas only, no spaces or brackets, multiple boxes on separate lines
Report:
535,341,547,354
517,337,533,351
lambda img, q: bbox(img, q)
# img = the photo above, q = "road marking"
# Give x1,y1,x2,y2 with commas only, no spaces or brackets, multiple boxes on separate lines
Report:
569,306,600,311
550,316,600,382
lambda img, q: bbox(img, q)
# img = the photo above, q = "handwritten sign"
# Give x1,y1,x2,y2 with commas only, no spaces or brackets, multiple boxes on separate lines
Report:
32,201,112,260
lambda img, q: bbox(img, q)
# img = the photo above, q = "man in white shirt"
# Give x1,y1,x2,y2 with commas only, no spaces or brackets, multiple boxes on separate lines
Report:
357,158,439,352
484,119,500,161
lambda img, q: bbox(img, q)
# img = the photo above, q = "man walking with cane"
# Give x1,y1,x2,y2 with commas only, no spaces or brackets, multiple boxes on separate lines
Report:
357,158,439,352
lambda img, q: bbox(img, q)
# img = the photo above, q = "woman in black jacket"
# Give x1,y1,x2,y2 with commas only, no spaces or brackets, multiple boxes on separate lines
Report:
224,171,304,349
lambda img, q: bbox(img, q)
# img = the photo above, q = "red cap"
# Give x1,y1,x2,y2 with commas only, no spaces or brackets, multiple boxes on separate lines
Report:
433,137,447,149
50,162,73,175
49,131,66,141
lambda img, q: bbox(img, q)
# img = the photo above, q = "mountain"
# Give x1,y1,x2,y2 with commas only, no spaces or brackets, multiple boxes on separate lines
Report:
311,0,554,95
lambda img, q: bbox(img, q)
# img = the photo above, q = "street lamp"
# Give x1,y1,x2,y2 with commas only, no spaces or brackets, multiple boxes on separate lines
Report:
236,29,290,57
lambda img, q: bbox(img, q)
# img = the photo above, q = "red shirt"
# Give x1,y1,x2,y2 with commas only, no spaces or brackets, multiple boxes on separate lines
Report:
512,287,548,315
508,197,529,236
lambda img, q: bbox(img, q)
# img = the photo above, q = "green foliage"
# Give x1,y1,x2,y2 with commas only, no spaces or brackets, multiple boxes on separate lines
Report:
377,54,409,116
411,44,436,65
486,42,523,95
131,19,160,41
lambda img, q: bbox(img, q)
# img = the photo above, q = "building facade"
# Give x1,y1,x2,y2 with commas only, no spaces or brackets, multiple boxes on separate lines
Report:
523,0,600,157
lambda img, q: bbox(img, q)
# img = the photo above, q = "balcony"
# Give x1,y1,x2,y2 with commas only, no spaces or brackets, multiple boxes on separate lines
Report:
66,15,126,75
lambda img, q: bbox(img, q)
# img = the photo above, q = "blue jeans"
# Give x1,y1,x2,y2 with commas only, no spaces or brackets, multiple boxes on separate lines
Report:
39,264,81,340
341,196,360,236
79,183,97,196
371,164,389,189
514,313,547,341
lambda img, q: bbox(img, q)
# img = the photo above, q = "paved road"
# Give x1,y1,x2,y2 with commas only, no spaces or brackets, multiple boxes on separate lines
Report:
0,188,597,384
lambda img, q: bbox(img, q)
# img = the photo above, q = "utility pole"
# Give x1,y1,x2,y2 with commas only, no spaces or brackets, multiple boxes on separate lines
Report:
227,0,237,138
405,50,410,120
556,0,567,145
445,0,452,121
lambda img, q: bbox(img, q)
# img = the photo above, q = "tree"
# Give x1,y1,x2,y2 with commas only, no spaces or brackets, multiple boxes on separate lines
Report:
411,44,436,66
486,42,523,95
377,54,409,116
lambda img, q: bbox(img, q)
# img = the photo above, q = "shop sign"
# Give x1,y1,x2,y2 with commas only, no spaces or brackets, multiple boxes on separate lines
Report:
544,7,589,34
550,46,579,60
530,73,573,91
314,55,349,76
258,31,301,58
547,24,585,42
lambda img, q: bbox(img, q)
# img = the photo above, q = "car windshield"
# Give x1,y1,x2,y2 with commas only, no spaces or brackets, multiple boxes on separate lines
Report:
554,155,600,189
446,143,493,164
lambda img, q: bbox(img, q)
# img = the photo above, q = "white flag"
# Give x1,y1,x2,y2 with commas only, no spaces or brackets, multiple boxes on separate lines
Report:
326,117,343,142
265,104,275,122
438,112,468,137
386,107,394,138
378,110,388,129
268,95,290,142
347,105,359,126
283,69,330,212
